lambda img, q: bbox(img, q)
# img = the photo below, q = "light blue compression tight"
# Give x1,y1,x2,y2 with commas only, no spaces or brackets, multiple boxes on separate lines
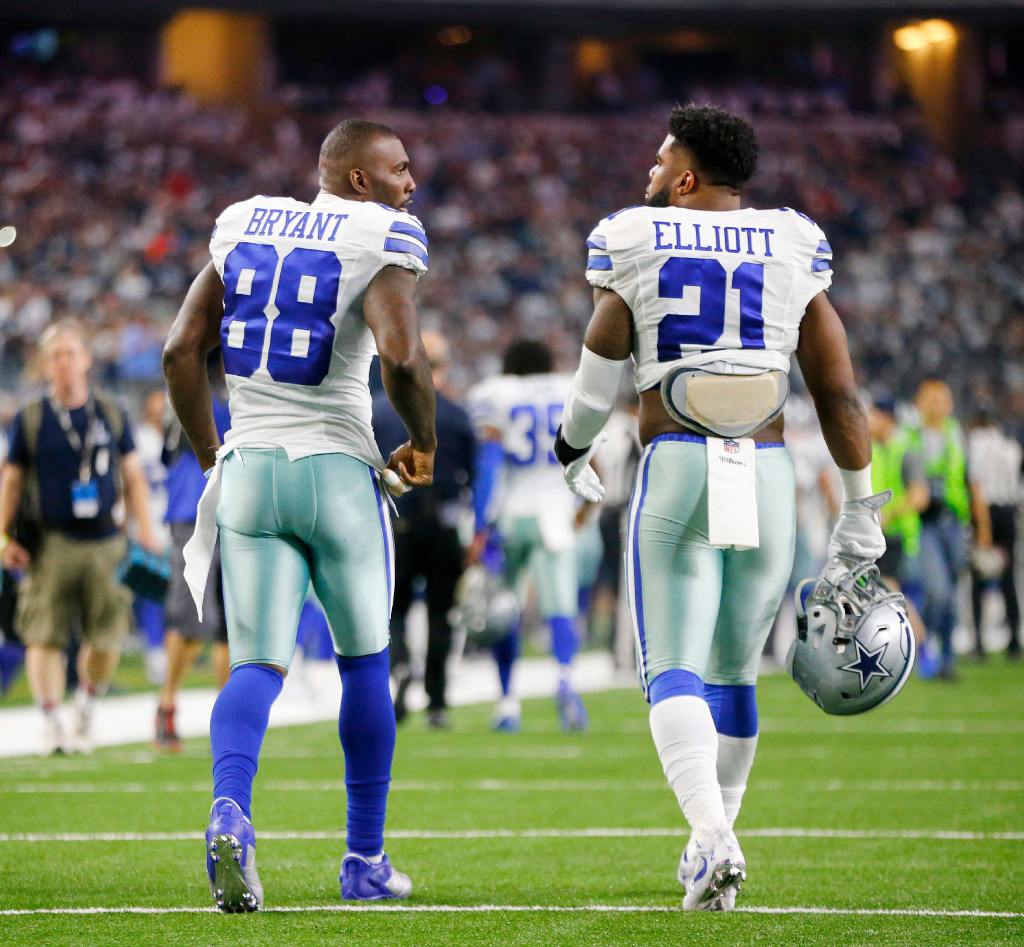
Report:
625,435,796,695
216,449,393,670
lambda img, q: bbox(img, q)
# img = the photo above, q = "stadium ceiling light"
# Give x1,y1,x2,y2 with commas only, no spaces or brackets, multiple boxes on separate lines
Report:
919,19,956,44
893,19,956,52
438,26,472,46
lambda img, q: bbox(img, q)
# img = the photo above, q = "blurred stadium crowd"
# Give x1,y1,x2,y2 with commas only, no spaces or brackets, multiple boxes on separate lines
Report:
2,65,1024,431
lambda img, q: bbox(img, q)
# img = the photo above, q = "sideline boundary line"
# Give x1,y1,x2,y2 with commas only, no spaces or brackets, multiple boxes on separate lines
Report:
0,904,1020,918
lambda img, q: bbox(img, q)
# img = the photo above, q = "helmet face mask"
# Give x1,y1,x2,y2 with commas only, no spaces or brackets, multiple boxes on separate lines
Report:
451,565,520,647
786,556,916,716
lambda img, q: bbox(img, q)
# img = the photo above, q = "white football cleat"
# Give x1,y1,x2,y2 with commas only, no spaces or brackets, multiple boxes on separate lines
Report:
679,829,745,911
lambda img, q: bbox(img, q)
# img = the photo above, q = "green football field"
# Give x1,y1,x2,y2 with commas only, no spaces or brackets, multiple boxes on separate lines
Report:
1,659,1022,946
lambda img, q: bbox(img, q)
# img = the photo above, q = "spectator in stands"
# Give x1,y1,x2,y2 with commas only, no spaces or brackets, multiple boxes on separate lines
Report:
906,379,992,679
967,410,1023,660
0,320,160,754
373,331,476,729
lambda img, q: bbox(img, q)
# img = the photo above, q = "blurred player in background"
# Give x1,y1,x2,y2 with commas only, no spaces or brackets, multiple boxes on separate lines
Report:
154,371,232,752
906,379,991,678
133,389,170,685
469,339,589,732
554,105,890,910
373,329,476,729
163,119,436,912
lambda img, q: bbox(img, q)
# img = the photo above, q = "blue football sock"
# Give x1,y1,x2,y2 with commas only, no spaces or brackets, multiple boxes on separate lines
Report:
549,615,577,667
210,664,283,821
491,628,519,697
704,683,758,738
336,649,395,857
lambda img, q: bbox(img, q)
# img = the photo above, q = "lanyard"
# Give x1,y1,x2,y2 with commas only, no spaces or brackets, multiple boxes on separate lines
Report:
48,397,100,484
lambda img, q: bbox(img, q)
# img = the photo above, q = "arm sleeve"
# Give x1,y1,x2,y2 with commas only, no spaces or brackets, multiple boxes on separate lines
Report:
473,439,504,531
379,212,428,279
585,219,616,291
6,412,27,467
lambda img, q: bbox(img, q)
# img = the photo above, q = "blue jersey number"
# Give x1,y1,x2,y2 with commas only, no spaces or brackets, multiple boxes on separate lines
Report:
656,257,765,361
506,403,562,467
221,243,342,386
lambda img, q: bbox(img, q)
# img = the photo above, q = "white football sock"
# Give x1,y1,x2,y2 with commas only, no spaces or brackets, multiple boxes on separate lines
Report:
717,734,758,829
649,696,728,842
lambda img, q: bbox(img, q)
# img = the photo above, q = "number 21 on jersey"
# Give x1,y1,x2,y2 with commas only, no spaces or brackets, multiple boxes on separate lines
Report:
656,256,765,361
221,243,342,386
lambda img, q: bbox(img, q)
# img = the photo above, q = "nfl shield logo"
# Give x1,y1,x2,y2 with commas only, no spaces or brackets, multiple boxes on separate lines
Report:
724,439,740,454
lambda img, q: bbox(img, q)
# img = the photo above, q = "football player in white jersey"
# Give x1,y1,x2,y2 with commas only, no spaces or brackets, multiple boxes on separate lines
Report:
163,120,436,912
469,340,588,732
552,105,890,910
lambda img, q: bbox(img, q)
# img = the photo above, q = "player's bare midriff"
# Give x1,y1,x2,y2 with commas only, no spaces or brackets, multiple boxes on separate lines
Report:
638,387,786,447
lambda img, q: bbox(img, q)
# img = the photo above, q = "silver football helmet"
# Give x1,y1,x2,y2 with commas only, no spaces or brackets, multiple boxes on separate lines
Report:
786,555,915,716
450,565,520,646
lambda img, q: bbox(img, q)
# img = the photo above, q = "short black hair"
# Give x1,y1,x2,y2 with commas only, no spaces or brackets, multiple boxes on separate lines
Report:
320,119,398,166
668,104,758,190
503,340,552,376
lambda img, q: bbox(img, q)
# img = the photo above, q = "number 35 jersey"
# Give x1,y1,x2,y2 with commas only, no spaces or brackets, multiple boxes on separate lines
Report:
209,191,429,467
468,373,574,521
585,205,832,392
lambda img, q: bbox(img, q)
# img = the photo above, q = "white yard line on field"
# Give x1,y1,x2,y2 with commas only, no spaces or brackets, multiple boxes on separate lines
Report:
5,778,1023,794
0,904,1020,918
1,827,1021,842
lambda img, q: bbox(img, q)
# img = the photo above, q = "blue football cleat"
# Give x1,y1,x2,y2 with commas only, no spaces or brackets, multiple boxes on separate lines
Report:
556,681,588,733
340,853,412,900
206,797,263,913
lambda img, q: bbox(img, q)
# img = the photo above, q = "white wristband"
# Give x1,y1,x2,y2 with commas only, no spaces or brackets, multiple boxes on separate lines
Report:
838,465,873,501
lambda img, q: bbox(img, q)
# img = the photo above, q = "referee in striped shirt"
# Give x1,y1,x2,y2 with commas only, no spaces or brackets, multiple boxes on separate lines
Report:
968,411,1023,659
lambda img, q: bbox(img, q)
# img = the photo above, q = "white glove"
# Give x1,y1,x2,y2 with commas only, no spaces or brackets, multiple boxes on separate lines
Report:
827,490,892,561
561,439,606,504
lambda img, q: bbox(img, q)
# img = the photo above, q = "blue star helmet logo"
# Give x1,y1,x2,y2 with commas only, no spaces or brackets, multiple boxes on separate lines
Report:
839,639,893,692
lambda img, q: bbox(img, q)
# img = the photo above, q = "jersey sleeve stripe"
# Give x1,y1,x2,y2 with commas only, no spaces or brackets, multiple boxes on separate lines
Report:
384,237,428,266
389,220,429,248
586,235,608,251
811,258,831,273
816,239,832,254
587,254,613,271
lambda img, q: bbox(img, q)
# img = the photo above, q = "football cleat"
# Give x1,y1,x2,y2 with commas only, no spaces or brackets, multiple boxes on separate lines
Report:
680,829,745,911
206,798,263,913
340,853,412,900
153,706,182,753
492,697,521,734
556,681,588,733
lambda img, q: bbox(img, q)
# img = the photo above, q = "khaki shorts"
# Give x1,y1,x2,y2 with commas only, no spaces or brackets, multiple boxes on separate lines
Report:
16,532,131,651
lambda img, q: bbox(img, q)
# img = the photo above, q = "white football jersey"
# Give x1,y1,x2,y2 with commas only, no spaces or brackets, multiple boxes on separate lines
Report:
468,373,575,520
209,191,428,467
585,205,832,391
